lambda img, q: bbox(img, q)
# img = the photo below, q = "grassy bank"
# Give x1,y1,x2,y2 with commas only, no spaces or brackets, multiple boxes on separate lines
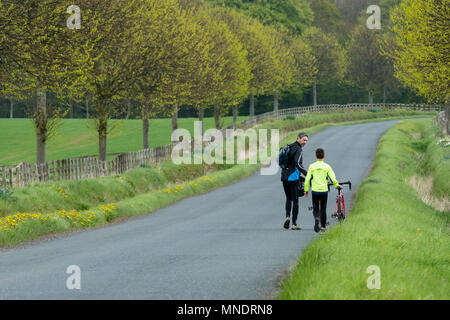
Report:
279,119,449,299
0,110,439,248
0,163,258,247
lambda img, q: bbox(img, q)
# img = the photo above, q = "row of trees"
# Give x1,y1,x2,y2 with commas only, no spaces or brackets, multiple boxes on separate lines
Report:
2,0,444,165
0,0,318,163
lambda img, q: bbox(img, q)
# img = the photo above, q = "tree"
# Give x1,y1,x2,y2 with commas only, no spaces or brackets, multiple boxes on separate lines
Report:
303,27,346,106
1,0,94,164
218,8,280,118
130,0,205,149
346,24,388,104
387,0,449,133
263,26,295,112
175,2,250,135
209,5,251,129
307,0,341,33
287,35,317,92
79,0,170,161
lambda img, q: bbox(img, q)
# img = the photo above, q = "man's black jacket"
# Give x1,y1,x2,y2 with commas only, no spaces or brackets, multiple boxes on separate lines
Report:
281,141,307,182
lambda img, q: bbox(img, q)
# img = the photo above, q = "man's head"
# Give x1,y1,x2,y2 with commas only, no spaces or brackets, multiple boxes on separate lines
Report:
297,132,309,147
316,148,325,160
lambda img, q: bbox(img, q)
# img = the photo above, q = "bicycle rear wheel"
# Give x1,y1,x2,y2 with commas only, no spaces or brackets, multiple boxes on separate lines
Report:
337,198,345,222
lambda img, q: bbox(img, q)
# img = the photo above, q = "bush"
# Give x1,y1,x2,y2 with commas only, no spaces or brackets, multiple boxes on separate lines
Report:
0,188,15,202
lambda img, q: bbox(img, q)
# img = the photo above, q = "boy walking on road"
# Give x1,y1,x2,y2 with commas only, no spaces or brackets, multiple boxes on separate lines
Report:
304,148,340,233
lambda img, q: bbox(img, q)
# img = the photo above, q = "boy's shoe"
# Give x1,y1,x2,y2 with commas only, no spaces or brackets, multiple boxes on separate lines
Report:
283,217,290,229
314,220,320,233
320,227,327,232
291,224,301,230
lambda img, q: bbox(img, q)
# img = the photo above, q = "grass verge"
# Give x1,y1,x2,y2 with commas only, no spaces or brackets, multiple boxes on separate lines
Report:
0,164,258,247
279,118,449,300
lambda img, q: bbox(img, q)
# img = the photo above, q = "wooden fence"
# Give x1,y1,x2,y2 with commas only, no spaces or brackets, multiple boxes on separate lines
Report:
0,103,443,189
0,145,172,189
241,103,443,127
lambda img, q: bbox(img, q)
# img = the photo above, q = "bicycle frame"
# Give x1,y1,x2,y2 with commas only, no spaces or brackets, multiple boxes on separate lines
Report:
328,181,351,222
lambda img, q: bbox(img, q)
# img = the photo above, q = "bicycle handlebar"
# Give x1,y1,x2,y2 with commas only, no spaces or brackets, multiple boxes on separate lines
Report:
327,181,352,191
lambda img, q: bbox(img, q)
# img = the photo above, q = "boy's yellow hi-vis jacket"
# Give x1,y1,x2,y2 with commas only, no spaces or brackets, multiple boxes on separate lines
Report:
304,160,339,193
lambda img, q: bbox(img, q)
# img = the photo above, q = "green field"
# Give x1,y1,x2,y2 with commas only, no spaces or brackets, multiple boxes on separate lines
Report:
279,119,449,299
0,116,247,166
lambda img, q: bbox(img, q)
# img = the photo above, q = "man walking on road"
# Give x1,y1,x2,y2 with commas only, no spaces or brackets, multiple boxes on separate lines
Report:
281,132,308,230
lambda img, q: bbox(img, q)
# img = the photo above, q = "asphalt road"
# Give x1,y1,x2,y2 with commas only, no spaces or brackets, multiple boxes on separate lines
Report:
0,120,400,299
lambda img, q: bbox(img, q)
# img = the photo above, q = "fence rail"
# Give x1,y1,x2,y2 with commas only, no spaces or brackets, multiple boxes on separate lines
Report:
0,145,172,189
242,103,443,127
0,103,442,189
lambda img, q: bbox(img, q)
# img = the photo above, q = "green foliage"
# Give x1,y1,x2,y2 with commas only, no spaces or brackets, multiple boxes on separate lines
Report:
207,0,313,34
303,27,346,85
0,1,93,100
307,0,345,36
346,25,389,102
0,188,14,201
388,0,450,104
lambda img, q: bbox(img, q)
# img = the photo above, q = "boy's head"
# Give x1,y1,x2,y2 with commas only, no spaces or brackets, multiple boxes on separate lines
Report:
316,148,325,160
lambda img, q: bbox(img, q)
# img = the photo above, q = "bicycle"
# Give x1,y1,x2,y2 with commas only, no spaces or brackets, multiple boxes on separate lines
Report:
328,181,352,222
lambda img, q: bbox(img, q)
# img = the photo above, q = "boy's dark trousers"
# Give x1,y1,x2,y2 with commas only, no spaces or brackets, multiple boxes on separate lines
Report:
312,191,328,228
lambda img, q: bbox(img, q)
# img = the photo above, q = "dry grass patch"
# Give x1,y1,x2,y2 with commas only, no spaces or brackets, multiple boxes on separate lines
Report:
408,175,450,212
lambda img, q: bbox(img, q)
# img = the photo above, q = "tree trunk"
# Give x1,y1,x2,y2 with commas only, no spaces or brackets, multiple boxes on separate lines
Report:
369,88,374,105
274,91,279,112
36,88,47,164
383,83,387,104
313,80,318,107
86,99,89,119
9,99,13,119
98,100,108,162
36,133,46,165
446,104,450,136
233,105,238,130
126,100,131,120
99,133,107,162
37,88,46,115
198,108,204,137
214,100,220,129
172,103,179,142
70,101,73,119
143,117,149,149
98,121,107,162
249,93,255,118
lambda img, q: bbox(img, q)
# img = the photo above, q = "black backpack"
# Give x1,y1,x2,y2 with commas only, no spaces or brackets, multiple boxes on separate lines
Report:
278,144,291,169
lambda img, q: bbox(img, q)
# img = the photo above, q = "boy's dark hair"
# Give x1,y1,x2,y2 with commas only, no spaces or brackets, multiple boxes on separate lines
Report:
316,148,325,159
